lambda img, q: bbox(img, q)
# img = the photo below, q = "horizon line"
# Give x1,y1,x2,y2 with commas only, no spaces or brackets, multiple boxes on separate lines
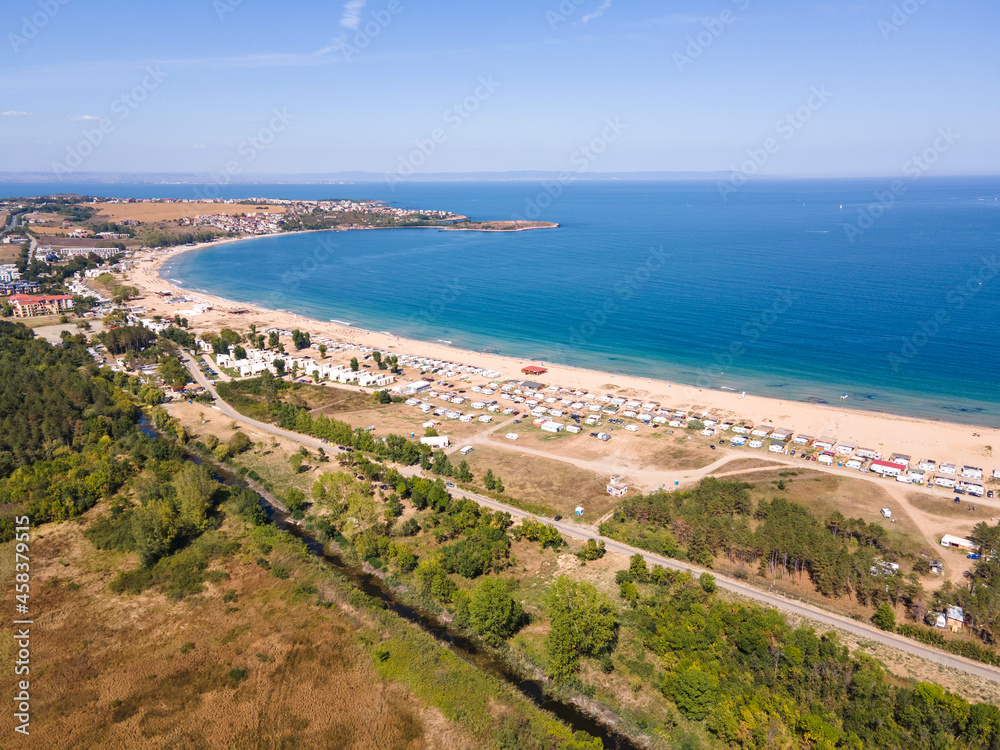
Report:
1,169,999,184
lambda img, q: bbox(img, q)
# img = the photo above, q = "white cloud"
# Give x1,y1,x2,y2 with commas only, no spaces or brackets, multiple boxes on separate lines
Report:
69,114,101,121
581,0,613,25
1,110,31,116
339,0,367,30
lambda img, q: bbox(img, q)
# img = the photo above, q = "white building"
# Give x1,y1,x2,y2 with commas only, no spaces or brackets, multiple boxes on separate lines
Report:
871,459,906,477
940,534,977,551
404,380,432,395
420,436,450,449
961,465,984,480
606,476,628,497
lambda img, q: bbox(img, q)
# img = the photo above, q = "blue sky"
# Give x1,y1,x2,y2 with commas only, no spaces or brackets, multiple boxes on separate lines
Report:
1,0,998,177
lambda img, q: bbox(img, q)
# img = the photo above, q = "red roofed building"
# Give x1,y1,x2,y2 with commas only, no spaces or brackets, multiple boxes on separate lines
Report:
8,294,74,318
871,459,906,477
521,365,548,376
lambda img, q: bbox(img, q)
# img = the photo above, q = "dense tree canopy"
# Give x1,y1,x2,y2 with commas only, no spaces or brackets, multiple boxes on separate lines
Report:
544,577,618,680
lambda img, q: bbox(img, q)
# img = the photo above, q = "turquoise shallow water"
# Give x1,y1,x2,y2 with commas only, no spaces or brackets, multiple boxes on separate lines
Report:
3,178,997,426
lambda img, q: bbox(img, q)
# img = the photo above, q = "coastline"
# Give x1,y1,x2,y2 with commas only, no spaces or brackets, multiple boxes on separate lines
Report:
131,234,1000,473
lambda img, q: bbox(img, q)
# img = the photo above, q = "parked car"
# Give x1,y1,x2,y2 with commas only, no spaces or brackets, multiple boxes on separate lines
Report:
553,515,562,521
710,444,716,450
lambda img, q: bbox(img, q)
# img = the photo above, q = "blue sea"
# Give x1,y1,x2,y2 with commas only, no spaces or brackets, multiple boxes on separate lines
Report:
4,177,999,426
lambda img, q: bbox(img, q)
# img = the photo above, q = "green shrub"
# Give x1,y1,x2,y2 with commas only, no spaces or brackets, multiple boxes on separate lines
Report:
227,667,248,684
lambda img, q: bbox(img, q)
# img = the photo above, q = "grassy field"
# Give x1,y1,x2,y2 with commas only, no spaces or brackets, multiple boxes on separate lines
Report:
633,430,720,471
736,468,927,554
18,314,73,329
94,201,286,222
711,457,785,473
0,515,473,749
463,446,616,522
908,491,994,523
225,379,494,443
491,421,720,472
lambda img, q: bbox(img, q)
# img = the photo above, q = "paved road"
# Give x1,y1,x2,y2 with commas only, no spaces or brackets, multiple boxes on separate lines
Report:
176,352,1000,686
450,484,1000,684
179,350,331,452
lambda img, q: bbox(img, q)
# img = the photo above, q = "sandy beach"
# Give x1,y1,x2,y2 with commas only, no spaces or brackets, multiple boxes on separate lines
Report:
125,237,1000,477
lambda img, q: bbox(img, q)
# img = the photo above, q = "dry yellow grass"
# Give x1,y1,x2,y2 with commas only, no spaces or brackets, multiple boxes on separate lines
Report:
94,202,286,223
738,469,926,551
29,226,77,235
0,516,471,749
464,446,616,521
711,457,785,473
